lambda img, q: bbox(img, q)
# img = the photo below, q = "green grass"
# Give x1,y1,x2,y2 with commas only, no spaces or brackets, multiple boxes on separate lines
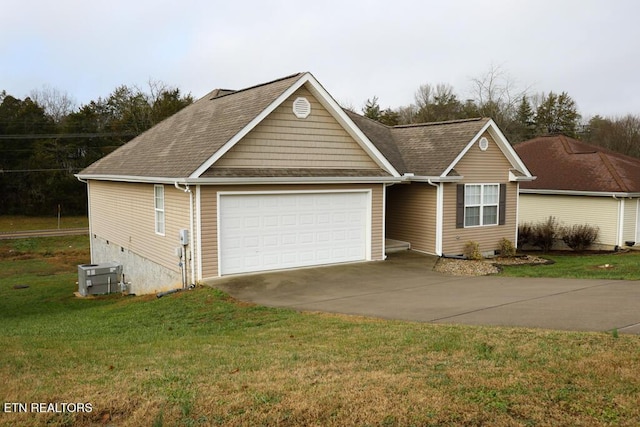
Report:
499,251,640,280
1,238,640,426
0,215,88,232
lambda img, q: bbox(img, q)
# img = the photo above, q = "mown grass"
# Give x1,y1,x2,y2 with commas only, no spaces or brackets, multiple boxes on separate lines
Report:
0,215,88,232
499,251,640,280
1,238,640,426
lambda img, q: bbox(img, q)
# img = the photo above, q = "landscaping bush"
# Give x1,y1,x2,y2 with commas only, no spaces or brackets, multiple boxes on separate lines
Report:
498,237,517,257
561,224,600,251
517,223,533,249
530,216,559,252
463,241,483,260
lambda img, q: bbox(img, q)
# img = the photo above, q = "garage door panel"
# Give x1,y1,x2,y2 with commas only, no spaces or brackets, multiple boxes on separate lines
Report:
220,192,368,275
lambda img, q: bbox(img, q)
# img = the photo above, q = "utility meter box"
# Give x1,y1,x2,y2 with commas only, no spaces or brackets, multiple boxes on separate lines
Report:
78,262,122,296
179,229,189,245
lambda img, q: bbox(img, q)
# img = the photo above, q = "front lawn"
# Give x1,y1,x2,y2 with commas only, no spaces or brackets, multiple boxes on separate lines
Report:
1,237,639,426
499,250,640,280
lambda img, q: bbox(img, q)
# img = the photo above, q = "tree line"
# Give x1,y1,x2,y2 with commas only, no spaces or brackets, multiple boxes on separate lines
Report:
0,82,193,216
2,69,639,217
362,66,640,156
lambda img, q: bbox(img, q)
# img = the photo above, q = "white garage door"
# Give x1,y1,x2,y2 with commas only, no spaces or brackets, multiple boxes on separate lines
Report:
219,192,369,275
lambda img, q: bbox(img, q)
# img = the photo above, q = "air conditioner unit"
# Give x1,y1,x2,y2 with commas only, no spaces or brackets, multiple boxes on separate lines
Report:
78,262,122,296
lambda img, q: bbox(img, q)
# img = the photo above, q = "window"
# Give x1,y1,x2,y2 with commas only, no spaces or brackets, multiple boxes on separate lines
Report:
154,185,165,235
464,184,499,227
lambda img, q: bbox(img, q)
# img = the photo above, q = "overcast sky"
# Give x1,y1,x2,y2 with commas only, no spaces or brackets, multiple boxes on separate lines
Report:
3,0,639,119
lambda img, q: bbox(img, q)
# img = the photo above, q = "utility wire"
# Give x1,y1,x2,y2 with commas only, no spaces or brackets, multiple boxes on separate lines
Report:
0,132,138,140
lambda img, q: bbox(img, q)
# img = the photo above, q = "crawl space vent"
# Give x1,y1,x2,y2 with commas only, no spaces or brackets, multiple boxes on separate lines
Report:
292,97,311,118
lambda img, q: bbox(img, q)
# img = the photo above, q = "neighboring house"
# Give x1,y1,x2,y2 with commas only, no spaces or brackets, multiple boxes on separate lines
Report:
76,72,533,294
515,135,640,249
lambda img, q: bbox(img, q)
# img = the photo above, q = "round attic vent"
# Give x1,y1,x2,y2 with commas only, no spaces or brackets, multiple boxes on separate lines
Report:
478,137,489,151
292,97,311,118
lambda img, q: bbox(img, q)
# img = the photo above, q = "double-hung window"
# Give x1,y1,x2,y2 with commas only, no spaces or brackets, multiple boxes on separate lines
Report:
154,185,165,235
464,184,499,227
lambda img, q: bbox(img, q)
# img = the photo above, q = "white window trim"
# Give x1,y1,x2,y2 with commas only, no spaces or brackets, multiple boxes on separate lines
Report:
154,184,165,236
464,183,499,228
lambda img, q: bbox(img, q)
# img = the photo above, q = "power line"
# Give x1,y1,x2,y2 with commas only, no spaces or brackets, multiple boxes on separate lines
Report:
0,132,137,140
0,168,82,173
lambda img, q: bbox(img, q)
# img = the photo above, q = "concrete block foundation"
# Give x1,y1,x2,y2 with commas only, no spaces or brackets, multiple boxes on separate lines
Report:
91,236,183,295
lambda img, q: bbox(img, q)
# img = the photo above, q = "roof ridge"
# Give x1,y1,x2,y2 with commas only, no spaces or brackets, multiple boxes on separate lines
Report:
210,72,304,100
598,152,630,192
393,117,485,129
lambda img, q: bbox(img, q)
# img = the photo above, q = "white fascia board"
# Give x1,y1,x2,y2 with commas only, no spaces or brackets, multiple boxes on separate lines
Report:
303,74,401,178
75,174,402,185
519,188,640,198
442,120,534,179
75,174,182,184
509,170,537,182
186,176,403,185
407,175,463,183
188,74,312,179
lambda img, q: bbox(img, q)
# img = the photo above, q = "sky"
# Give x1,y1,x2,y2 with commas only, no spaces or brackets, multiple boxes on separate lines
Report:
3,0,639,119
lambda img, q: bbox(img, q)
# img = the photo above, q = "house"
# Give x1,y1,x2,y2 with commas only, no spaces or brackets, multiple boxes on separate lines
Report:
76,72,534,294
514,135,640,249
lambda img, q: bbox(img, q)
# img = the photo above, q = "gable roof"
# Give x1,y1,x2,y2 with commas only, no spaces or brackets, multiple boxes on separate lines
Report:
515,135,640,194
347,112,533,180
78,72,400,182
79,73,304,179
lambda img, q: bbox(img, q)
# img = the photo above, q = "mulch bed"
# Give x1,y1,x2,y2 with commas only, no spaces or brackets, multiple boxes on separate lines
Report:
434,255,552,276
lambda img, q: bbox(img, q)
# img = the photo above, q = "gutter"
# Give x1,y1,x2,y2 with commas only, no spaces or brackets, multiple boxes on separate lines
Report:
75,174,403,185
519,188,640,198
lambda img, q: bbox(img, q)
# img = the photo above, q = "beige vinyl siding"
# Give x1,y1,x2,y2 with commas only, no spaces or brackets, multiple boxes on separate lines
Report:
89,180,191,272
199,184,384,279
519,194,620,246
385,183,437,253
623,198,638,243
453,132,513,182
213,86,380,170
441,132,517,254
442,182,518,254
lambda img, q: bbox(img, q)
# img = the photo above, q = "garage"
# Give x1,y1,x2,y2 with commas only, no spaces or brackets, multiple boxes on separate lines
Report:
218,191,370,275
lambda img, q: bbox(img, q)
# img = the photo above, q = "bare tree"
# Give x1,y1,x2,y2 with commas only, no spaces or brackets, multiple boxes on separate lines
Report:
29,85,77,123
468,64,530,134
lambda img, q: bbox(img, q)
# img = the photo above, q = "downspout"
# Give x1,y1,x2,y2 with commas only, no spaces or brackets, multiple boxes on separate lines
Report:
174,182,195,286
614,195,624,249
427,179,443,256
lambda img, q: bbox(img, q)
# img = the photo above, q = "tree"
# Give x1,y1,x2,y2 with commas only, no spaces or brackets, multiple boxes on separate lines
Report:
534,91,581,137
413,83,463,122
30,85,77,123
511,95,536,142
363,96,381,121
469,65,529,141
585,114,640,158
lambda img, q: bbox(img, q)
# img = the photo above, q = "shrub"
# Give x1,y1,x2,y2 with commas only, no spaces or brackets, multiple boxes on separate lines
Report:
498,238,516,257
463,241,483,260
530,216,559,252
517,223,533,249
561,224,600,251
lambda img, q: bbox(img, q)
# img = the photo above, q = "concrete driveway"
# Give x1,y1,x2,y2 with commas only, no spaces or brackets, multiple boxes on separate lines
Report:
211,251,640,334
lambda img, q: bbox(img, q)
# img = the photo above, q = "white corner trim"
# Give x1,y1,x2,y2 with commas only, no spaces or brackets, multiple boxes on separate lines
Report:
195,185,202,281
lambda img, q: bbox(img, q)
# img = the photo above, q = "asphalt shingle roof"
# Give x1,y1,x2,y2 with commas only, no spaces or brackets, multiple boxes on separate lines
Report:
79,72,496,181
347,112,490,176
79,73,303,178
515,135,640,193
